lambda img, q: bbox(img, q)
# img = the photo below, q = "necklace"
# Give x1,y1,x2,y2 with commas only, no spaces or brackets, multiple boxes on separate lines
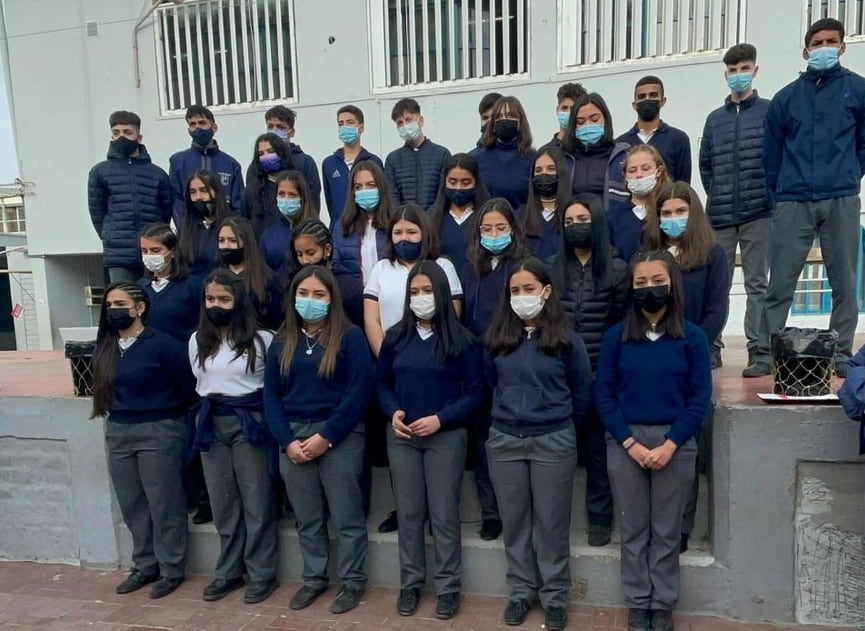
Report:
647,320,663,333
302,328,322,355
118,327,145,357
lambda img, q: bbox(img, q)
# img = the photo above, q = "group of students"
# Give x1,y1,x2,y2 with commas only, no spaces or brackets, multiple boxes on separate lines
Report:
85,18,865,631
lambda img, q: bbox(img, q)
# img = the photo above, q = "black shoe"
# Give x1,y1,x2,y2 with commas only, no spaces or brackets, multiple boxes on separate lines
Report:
836,360,848,378
679,533,689,554
329,585,364,614
627,608,652,631
115,569,158,594
396,588,421,616
150,576,184,599
544,605,568,631
503,598,531,625
192,504,213,524
711,346,723,369
378,510,398,533
651,609,675,631
479,518,502,541
587,524,611,547
435,592,460,620
290,584,327,610
244,578,279,604
742,360,771,378
202,576,244,601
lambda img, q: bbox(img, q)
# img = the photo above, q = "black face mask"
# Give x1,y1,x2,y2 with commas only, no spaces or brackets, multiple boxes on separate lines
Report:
206,306,233,327
444,187,476,207
106,308,136,332
532,174,558,197
564,223,593,249
190,200,215,217
190,127,215,147
635,99,661,122
218,247,244,266
493,119,520,144
111,137,139,158
632,284,670,314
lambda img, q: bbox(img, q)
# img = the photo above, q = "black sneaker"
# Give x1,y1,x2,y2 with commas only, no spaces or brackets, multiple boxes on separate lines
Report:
290,584,327,610
329,585,364,614
435,592,460,620
244,578,279,604
544,605,567,631
479,518,502,541
503,598,531,625
150,576,184,599
115,569,158,594
378,510,398,533
202,576,244,601
396,588,421,616
742,360,771,378
627,608,652,630
711,346,723,369
587,524,611,547
651,609,675,631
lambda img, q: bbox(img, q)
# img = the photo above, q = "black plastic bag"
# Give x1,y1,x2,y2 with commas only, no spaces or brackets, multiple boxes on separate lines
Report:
771,327,837,396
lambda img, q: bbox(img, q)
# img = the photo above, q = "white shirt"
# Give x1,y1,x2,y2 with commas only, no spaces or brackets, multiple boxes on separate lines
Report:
189,330,274,397
449,208,474,225
360,219,379,283
631,204,647,220
637,128,657,143
542,208,556,222
364,258,463,332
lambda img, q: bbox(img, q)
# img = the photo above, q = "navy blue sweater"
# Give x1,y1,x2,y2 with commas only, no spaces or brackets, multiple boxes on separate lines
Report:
680,244,730,344
259,216,294,271
616,121,692,183
460,260,512,338
472,143,537,209
137,275,203,343
169,142,244,223
594,322,712,446
263,326,372,448
376,330,485,430
322,148,384,224
107,328,197,423
484,331,592,436
439,213,473,276
525,213,561,260
606,203,645,263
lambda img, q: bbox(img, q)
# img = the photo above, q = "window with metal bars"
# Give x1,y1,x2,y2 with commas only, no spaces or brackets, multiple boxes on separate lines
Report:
560,0,747,69
805,0,865,38
378,0,528,88
155,0,297,114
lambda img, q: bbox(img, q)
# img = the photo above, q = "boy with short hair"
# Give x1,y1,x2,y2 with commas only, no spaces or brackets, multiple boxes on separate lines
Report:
264,105,322,209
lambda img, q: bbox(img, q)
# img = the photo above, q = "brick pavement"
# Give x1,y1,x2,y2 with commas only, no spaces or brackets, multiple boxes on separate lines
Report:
0,563,856,631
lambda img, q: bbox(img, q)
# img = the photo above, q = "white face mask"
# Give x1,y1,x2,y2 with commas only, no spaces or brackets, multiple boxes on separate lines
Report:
398,121,422,142
626,173,657,197
510,294,545,321
409,294,436,320
142,253,169,274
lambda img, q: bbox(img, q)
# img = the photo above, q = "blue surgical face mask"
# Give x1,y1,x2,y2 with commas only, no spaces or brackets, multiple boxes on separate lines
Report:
807,46,840,72
269,128,290,142
338,126,360,145
727,72,753,94
277,197,301,218
480,232,512,254
557,111,571,129
660,216,688,240
354,189,380,211
576,124,605,146
294,297,330,323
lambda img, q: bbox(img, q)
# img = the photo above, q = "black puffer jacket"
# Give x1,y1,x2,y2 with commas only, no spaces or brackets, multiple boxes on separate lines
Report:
552,254,628,369
384,138,450,211
88,144,172,268
699,91,772,229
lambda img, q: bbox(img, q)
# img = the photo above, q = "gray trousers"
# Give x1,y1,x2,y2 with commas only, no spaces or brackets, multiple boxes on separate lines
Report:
279,431,367,589
106,418,188,579
107,266,139,284
387,426,466,595
200,415,278,582
606,425,696,611
756,197,861,360
486,425,577,609
714,217,770,351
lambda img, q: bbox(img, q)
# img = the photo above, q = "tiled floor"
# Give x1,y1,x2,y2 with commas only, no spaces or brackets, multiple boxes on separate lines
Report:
0,562,856,631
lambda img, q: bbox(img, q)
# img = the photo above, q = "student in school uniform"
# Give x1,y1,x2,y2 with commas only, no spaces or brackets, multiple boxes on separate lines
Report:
242,133,295,240
264,266,373,615
594,250,712,631
550,193,628,548
258,170,319,271
520,146,572,260
429,153,491,275
178,170,233,277
189,269,279,604
483,257,592,631
376,261,484,620
90,282,196,600
332,161,394,283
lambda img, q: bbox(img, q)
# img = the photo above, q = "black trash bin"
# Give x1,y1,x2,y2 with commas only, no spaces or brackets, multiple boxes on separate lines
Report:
771,327,838,396
65,341,96,397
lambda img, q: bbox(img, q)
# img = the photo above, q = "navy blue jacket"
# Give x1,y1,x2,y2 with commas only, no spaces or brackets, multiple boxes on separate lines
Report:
839,344,865,453
616,121,692,183
763,64,865,202
680,244,730,344
594,321,711,446
699,92,772,229
321,148,384,225
484,331,592,436
472,143,537,209
259,216,294,271
539,134,564,151
332,224,387,281
107,327,197,423
88,144,172,269
264,326,372,448
385,138,451,210
606,203,645,263
290,144,322,210
460,260,512,338
376,331,485,430
137,275,203,343
567,142,631,216
169,142,244,224
439,213,473,275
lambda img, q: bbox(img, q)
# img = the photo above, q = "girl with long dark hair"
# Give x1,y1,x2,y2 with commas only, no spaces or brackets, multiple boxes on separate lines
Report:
259,170,319,271
242,132,295,239
90,282,195,600
520,146,571,260
264,266,372,615
178,170,232,275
